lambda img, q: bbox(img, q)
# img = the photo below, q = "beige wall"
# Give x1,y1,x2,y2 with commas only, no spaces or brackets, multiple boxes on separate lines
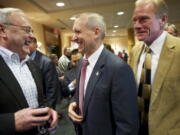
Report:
60,30,129,55
60,30,73,54
103,36,128,55
30,20,46,54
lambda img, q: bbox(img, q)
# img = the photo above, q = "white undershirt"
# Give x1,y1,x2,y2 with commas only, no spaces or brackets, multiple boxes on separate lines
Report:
84,45,104,95
137,31,167,86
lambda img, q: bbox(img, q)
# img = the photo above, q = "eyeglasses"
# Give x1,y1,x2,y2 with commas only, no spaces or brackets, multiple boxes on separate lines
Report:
3,23,34,33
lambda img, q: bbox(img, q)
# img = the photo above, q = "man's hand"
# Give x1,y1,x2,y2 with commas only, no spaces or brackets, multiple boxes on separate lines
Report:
14,107,58,132
48,108,58,130
68,102,83,123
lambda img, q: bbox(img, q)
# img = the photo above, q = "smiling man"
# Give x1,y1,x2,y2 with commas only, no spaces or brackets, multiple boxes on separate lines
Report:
68,12,139,135
129,0,180,135
0,8,58,135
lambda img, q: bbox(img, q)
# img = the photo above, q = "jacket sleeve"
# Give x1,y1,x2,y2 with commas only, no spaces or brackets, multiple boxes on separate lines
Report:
42,58,60,109
0,113,15,135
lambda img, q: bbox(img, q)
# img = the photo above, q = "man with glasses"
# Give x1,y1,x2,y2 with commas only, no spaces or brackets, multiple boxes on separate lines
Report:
0,8,58,135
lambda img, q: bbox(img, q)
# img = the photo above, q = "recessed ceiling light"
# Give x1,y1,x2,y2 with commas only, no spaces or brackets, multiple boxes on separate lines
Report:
114,25,119,28
113,30,117,33
117,12,124,15
56,2,65,7
70,17,76,20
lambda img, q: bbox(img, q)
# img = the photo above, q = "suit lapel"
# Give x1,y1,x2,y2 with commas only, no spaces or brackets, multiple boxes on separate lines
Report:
83,48,106,117
150,34,175,107
33,51,41,64
0,56,28,108
132,43,144,80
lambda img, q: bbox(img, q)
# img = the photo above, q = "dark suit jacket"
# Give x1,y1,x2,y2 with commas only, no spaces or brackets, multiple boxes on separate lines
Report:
75,48,139,135
33,50,60,108
0,56,45,135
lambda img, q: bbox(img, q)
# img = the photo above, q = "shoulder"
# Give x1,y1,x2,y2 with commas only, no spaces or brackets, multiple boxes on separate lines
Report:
104,49,130,70
37,51,52,63
166,34,180,48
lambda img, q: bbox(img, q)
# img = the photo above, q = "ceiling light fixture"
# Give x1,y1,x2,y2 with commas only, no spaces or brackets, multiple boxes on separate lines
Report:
113,30,117,33
114,25,119,28
117,12,124,15
56,2,65,7
70,17,76,20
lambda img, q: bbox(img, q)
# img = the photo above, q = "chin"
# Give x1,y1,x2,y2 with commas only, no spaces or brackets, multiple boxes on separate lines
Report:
23,46,30,54
23,50,30,55
78,46,84,53
137,35,148,41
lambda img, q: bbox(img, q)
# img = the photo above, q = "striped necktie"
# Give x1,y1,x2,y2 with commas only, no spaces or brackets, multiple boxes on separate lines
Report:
79,59,89,115
138,46,152,135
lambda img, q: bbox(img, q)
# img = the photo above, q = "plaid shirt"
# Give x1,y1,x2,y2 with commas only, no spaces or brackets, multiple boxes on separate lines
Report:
0,47,39,107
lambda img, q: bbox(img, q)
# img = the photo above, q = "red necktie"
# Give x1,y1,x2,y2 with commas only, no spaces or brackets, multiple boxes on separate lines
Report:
79,59,89,115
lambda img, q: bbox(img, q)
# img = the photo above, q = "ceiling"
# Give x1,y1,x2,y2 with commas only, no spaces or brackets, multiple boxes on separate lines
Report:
1,0,180,37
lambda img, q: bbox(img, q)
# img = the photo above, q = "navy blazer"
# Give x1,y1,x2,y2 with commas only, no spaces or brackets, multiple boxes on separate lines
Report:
0,56,45,135
33,50,60,108
75,48,139,135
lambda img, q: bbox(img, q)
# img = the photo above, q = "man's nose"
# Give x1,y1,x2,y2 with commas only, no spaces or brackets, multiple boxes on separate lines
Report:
133,20,142,29
72,33,78,42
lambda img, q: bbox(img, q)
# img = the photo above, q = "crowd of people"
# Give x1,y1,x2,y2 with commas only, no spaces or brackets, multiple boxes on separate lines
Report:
0,0,180,135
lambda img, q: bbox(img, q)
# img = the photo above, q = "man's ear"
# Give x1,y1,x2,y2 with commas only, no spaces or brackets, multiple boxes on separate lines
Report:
0,24,7,38
160,14,168,27
94,27,100,38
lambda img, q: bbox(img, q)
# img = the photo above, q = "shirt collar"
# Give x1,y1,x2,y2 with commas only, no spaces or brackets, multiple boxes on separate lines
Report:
0,46,29,64
145,31,167,55
85,44,104,66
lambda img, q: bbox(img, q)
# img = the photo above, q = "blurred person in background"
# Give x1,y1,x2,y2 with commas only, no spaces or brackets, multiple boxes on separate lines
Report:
58,47,71,75
29,37,60,109
165,23,179,37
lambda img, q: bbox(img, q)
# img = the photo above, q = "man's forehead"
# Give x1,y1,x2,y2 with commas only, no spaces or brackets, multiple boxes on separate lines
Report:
10,12,30,26
73,19,86,30
134,2,155,13
133,2,155,17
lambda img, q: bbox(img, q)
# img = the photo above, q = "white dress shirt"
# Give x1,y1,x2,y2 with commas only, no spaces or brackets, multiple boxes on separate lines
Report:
0,47,39,107
84,45,104,95
137,31,167,86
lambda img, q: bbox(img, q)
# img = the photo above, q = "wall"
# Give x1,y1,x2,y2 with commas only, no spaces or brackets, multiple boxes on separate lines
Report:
60,30,73,54
103,36,128,55
30,20,46,54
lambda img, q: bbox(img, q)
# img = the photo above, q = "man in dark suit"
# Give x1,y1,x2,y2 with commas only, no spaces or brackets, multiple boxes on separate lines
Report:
29,37,60,109
68,12,139,135
0,8,58,135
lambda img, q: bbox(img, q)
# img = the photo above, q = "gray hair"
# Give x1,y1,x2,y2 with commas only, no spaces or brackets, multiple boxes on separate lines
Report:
135,0,168,17
77,12,106,39
0,8,24,24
